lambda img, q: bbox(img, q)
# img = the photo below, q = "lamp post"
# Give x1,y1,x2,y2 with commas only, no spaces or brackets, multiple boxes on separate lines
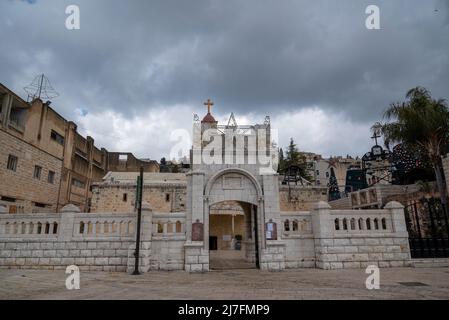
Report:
132,166,144,275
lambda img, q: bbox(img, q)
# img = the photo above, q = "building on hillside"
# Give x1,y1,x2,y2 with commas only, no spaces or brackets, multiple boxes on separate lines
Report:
308,156,362,191
0,83,158,213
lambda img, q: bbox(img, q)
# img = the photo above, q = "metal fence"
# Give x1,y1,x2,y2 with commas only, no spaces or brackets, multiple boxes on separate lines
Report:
405,197,449,258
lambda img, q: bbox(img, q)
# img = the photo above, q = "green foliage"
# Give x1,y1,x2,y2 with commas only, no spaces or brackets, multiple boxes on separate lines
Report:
377,87,449,163
375,86,449,202
279,138,312,181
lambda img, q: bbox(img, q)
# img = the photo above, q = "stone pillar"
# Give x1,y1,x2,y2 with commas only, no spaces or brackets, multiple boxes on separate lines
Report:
184,171,208,273
58,204,80,241
259,173,286,272
384,201,408,235
384,201,412,265
311,201,334,270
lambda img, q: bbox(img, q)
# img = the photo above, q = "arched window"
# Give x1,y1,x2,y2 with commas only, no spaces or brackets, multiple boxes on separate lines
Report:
5,222,10,234
111,221,117,233
79,221,85,234
358,218,364,230
176,221,182,233
343,218,348,230
366,218,371,230
37,222,42,234
292,220,299,232
381,218,387,230
29,222,34,234
45,223,50,234
52,222,58,234
350,218,356,230
13,222,18,234
374,218,379,230
21,222,26,234
87,222,93,234
335,218,340,231
284,220,290,232
167,222,173,233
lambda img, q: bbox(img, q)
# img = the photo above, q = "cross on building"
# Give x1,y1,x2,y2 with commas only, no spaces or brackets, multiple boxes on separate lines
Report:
204,99,214,114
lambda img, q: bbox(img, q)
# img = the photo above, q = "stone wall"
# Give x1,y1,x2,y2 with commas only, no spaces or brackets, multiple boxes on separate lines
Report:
0,201,411,272
311,201,412,269
279,185,328,211
91,183,186,213
0,204,187,272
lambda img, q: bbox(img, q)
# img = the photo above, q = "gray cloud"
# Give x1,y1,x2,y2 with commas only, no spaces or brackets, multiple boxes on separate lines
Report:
1,0,448,158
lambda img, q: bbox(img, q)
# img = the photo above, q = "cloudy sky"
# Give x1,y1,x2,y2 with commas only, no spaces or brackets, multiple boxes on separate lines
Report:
1,0,448,161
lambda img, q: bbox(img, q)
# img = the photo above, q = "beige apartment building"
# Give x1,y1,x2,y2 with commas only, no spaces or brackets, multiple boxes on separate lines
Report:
0,83,158,213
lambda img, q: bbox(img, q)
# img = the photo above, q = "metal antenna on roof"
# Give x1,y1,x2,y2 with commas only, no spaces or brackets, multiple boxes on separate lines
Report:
23,74,59,102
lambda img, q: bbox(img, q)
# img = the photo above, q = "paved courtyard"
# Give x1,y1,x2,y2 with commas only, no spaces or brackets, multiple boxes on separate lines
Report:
1,267,449,300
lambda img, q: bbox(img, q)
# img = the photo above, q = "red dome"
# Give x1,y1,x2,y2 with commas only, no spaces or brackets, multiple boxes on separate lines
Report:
202,112,217,123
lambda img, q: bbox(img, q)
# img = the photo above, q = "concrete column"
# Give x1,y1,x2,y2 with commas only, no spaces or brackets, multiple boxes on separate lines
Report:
311,201,333,238
384,201,408,235
311,201,334,270
58,204,80,241
140,201,153,242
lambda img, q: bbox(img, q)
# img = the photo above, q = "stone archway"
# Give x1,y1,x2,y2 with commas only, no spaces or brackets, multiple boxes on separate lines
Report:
204,168,263,270
204,168,263,206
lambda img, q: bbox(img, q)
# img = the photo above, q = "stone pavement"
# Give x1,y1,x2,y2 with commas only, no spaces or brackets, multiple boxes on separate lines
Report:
1,267,449,300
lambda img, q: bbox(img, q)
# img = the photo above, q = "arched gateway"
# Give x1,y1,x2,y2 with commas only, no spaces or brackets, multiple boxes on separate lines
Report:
183,101,286,272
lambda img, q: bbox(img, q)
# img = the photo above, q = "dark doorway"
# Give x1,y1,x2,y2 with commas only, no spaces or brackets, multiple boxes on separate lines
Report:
209,236,218,251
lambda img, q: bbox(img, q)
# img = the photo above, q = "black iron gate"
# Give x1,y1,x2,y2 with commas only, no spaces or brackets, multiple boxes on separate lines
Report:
405,197,449,258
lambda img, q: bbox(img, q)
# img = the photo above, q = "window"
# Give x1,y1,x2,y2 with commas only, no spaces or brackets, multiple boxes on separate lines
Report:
326,172,330,178
7,155,18,171
48,171,55,184
123,193,128,202
34,202,46,208
72,178,86,188
165,193,170,202
50,130,65,145
33,166,42,180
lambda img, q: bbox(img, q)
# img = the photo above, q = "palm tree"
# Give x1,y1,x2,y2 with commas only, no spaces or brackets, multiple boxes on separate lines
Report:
375,87,449,206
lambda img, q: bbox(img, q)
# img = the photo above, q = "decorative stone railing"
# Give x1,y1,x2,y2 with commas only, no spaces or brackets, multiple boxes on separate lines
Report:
71,213,136,240
311,201,411,269
151,212,186,237
280,212,313,236
0,213,60,239
330,210,393,234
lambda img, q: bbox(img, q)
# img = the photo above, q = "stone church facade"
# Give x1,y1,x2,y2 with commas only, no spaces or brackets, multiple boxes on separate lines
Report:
0,104,412,272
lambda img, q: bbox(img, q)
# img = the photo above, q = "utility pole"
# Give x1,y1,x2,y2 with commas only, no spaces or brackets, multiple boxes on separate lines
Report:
132,166,144,275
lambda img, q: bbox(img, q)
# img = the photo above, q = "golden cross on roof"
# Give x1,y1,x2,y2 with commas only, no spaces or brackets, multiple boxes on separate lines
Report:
204,99,214,114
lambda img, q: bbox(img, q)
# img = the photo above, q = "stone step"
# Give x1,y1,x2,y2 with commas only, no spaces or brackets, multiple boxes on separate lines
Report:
412,258,449,268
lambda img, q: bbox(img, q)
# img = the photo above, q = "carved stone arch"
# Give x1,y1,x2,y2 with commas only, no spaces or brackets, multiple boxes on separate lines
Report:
204,168,263,206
